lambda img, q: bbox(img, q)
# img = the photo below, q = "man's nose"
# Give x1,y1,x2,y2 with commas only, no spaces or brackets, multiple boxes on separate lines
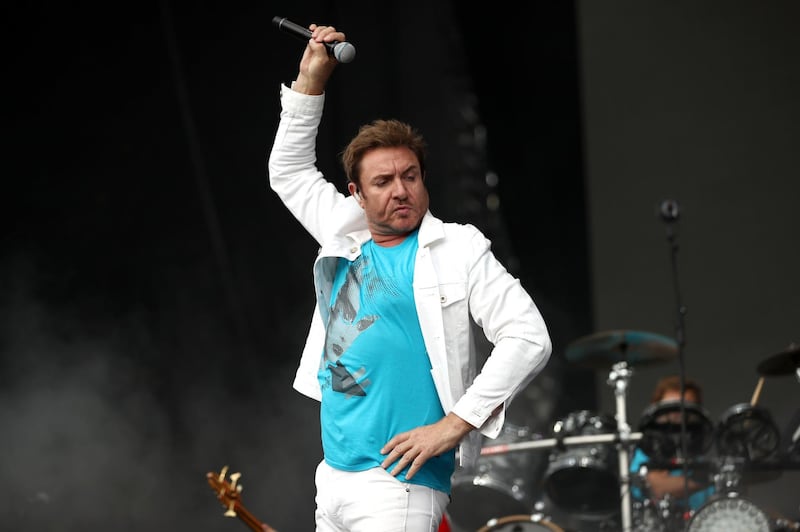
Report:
390,178,408,197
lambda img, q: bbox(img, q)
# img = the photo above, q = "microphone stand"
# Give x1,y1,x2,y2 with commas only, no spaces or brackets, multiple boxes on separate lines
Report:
660,200,692,517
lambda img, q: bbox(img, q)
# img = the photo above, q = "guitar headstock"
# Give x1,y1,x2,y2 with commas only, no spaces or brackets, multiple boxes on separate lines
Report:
207,465,244,517
206,465,275,532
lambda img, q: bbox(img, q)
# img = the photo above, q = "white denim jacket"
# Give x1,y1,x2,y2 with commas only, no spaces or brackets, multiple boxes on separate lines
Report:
267,85,552,467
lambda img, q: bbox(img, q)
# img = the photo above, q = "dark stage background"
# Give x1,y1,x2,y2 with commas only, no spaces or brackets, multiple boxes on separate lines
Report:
2,1,797,531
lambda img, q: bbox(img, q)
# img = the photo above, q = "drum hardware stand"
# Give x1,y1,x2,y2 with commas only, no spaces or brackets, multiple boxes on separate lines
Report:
481,359,643,530
608,360,635,532
713,456,744,494
479,430,643,456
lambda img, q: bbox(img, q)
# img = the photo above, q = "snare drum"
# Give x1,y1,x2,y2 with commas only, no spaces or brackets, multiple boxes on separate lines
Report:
543,410,619,520
715,403,781,462
477,514,565,532
686,493,772,532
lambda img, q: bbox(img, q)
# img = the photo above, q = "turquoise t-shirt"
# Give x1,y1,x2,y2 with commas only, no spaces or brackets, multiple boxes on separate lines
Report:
319,230,455,493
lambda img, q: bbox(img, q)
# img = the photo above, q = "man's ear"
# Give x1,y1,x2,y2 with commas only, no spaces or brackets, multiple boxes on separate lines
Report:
348,182,361,200
347,182,363,201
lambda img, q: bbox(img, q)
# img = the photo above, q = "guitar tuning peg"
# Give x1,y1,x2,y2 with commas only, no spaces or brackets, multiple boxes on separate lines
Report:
218,465,230,482
229,472,242,489
224,501,237,517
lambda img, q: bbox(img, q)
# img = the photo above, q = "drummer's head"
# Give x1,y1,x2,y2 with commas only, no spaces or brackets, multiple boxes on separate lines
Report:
651,375,703,405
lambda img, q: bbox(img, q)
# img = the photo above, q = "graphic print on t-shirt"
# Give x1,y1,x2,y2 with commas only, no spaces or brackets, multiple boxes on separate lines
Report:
323,254,377,397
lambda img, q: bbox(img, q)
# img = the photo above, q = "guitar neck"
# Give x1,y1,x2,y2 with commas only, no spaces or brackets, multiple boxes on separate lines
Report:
230,500,270,532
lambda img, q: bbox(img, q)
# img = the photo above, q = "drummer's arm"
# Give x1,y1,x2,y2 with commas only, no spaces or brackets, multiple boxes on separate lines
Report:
646,469,704,500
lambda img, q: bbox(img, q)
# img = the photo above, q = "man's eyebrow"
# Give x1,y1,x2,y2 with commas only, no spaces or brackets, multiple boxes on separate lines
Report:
367,164,420,181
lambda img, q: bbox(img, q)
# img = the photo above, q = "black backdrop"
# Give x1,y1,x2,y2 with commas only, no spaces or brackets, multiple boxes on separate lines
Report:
3,2,592,531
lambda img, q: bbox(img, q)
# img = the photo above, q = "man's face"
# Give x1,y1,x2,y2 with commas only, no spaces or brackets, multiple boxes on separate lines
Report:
349,146,429,245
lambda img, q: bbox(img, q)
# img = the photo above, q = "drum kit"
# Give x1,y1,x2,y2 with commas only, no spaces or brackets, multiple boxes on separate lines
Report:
447,333,800,532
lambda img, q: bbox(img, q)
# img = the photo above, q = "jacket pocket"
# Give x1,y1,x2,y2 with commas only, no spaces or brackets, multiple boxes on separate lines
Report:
438,282,466,308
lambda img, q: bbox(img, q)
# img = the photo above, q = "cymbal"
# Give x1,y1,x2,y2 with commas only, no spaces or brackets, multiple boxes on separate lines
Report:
757,343,800,376
565,329,678,369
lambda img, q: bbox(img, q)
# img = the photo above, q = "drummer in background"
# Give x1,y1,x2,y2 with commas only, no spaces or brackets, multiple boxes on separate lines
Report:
630,375,715,511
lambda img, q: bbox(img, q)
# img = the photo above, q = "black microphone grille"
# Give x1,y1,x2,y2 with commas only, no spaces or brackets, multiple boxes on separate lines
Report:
659,199,680,222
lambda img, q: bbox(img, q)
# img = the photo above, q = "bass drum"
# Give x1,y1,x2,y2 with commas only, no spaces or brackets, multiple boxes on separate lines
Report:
449,424,546,532
686,494,772,532
543,410,619,520
477,514,565,532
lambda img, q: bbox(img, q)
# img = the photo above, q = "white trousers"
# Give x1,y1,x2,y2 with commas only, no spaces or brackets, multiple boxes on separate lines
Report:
314,460,449,532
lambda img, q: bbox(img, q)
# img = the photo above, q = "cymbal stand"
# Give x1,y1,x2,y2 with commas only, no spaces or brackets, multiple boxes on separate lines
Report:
608,361,634,532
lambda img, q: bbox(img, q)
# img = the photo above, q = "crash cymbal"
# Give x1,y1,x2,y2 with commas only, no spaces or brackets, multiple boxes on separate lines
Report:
565,330,678,369
757,343,800,376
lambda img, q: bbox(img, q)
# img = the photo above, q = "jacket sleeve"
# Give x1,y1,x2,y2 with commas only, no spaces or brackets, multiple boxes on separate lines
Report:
267,84,349,244
450,227,552,437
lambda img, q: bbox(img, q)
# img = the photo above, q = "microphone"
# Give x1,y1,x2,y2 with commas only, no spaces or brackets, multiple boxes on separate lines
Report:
659,199,680,222
272,16,356,64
